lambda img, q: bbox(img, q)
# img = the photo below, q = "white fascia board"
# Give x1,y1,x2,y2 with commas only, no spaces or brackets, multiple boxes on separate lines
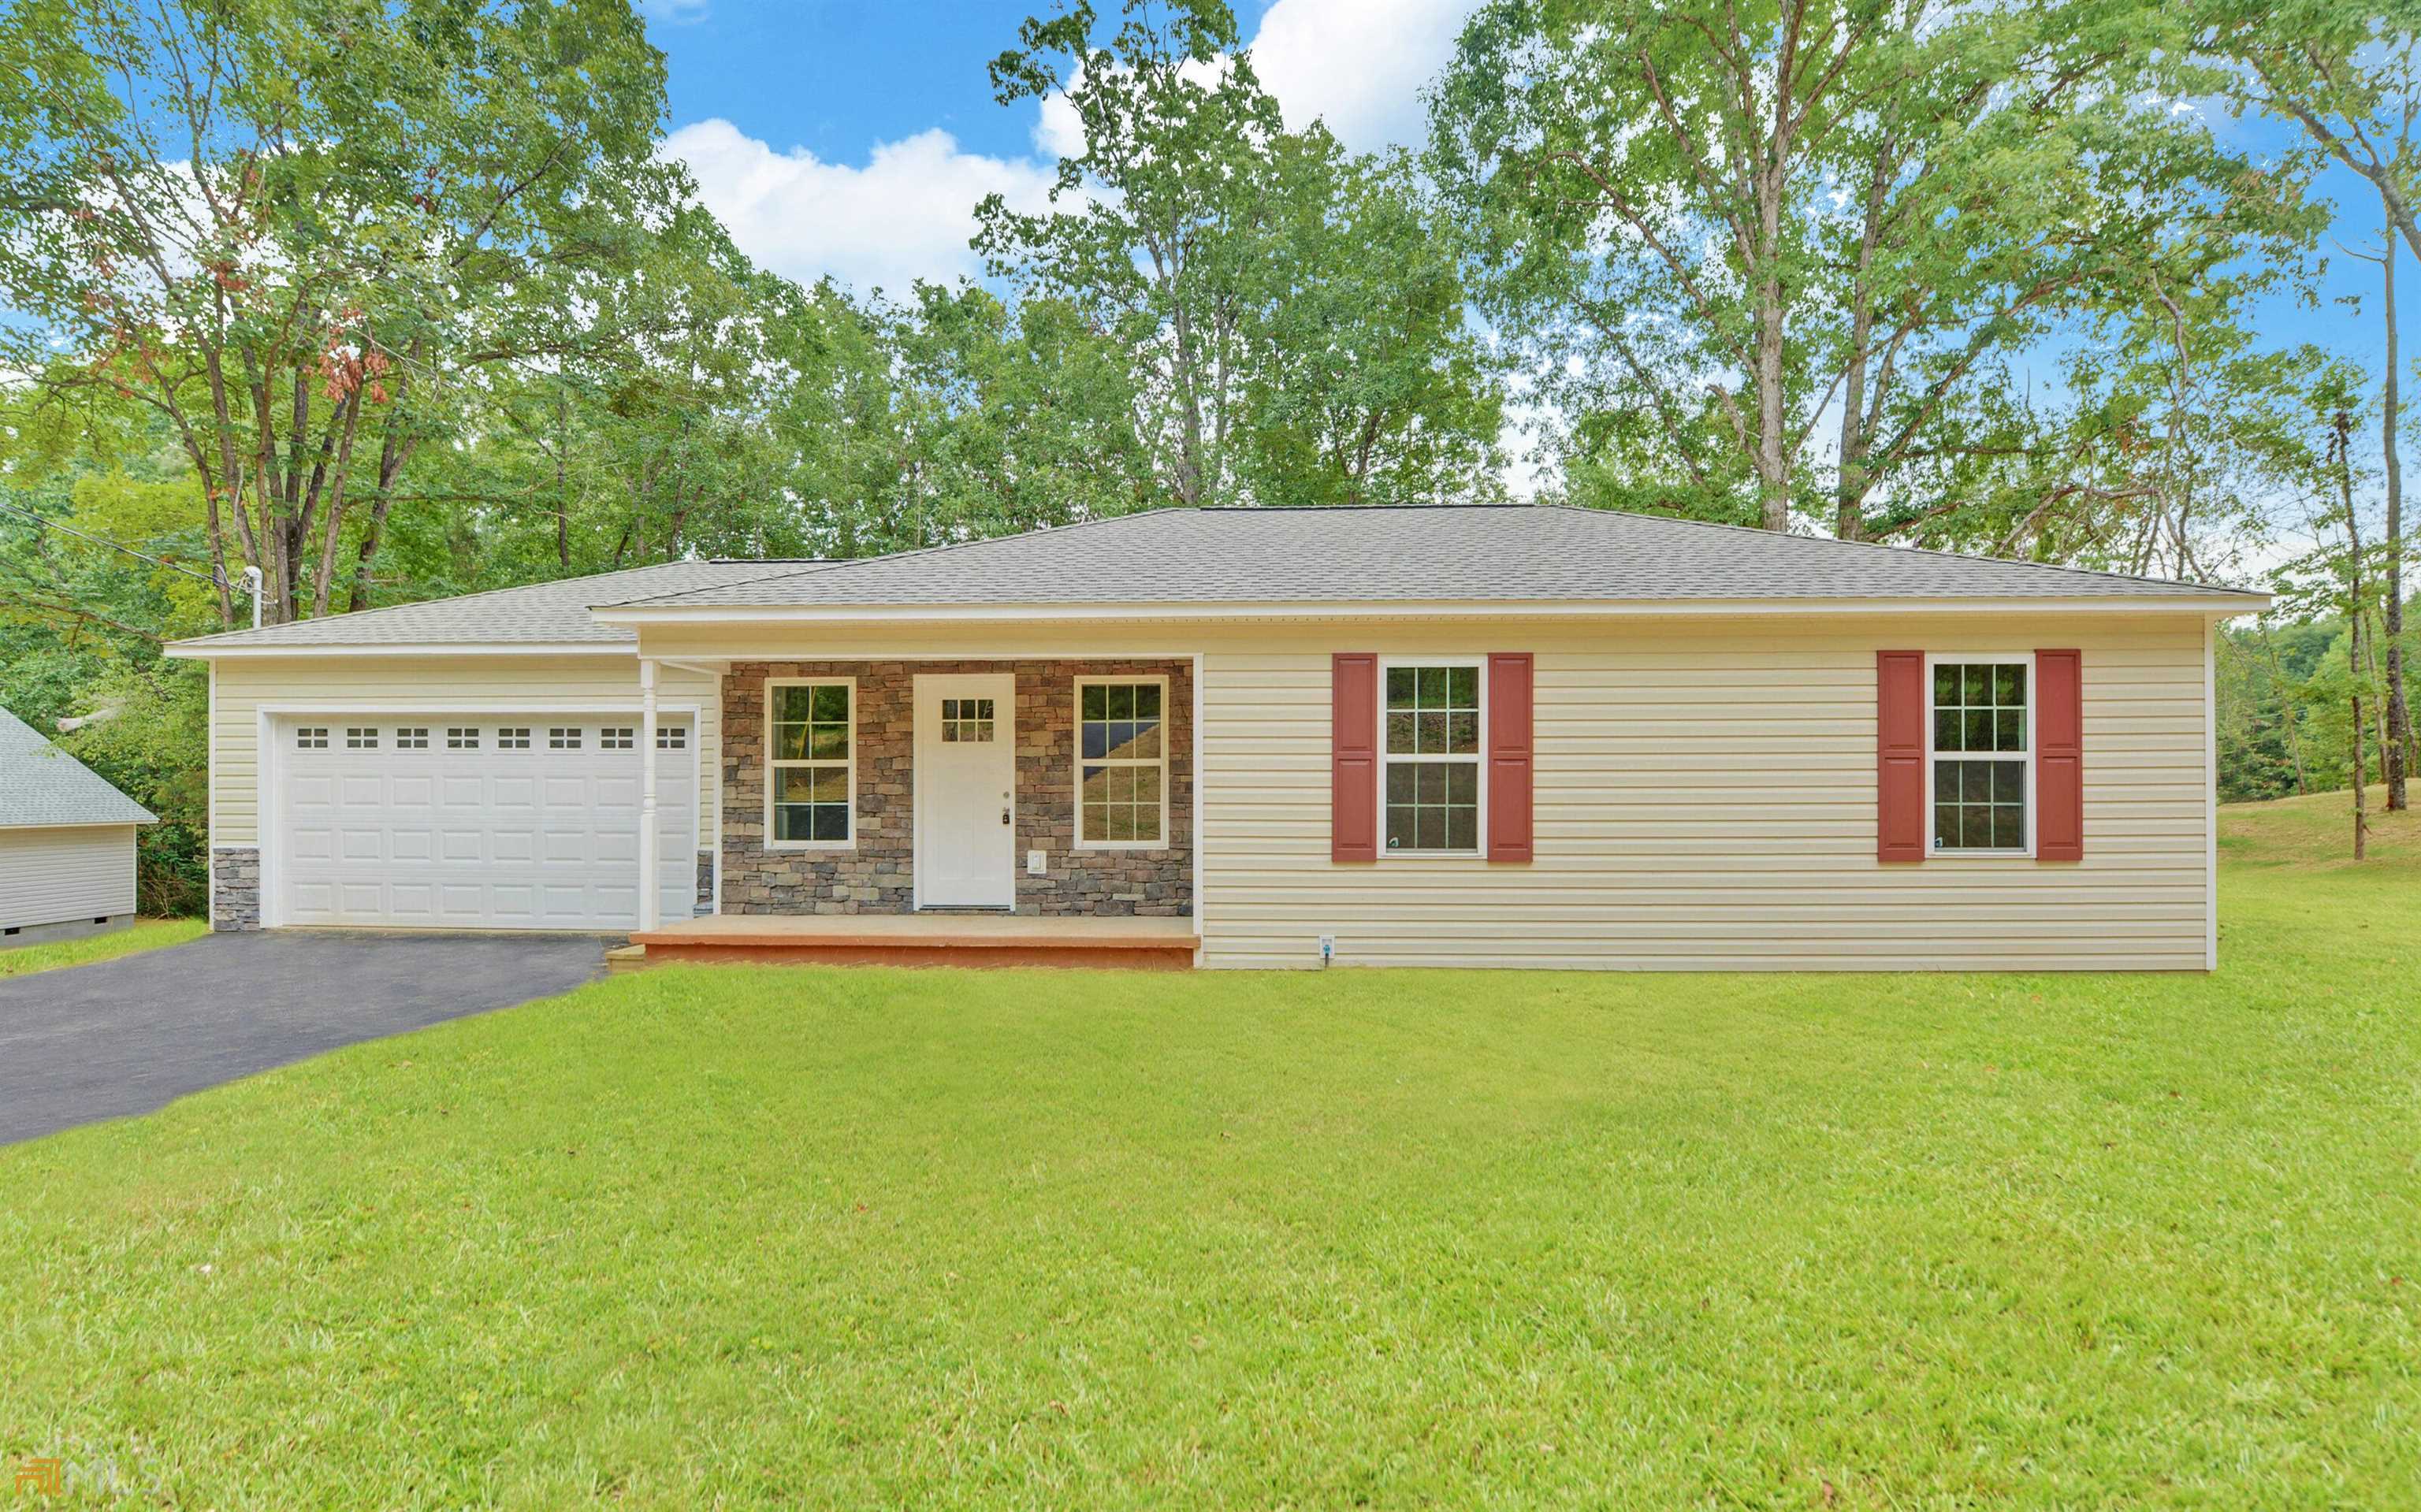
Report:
593,594,2270,626
165,641,637,660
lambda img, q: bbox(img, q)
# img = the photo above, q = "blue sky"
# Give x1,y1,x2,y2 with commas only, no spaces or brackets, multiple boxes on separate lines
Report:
638,1,2404,493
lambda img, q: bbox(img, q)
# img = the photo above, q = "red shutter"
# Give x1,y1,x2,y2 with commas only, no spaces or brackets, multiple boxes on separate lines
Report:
1332,653,1378,862
1487,652,1534,862
1877,650,1926,863
2036,648,2083,862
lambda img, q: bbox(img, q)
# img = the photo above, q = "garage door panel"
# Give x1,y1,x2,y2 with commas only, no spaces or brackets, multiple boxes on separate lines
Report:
276,716,695,931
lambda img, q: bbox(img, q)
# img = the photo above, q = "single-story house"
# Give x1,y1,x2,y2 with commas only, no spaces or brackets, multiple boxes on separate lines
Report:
0,705,158,945
164,504,2268,971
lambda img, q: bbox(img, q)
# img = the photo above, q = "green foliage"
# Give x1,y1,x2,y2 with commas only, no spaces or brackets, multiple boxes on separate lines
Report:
979,0,1504,509
1428,0,2322,548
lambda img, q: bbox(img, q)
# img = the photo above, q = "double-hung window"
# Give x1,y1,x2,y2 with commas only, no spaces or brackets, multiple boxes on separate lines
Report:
769,681,853,845
1383,662,1481,853
1929,656,2031,853
1077,678,1166,847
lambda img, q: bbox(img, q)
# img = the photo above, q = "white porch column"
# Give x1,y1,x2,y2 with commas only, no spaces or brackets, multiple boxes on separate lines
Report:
639,657,660,933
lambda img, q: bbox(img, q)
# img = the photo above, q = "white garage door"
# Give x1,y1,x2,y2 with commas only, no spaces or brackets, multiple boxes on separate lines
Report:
275,716,696,931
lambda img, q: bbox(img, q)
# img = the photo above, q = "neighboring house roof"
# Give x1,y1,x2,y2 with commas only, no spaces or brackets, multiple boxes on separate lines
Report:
163,506,2266,656
164,560,822,652
600,505,2266,614
0,707,156,828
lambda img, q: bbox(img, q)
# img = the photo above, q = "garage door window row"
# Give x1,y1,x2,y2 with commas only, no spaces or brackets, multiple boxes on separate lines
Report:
297,723,686,752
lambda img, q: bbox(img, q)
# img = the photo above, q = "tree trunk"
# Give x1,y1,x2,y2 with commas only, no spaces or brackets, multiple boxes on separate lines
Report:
2352,697,2369,861
2382,213,2410,810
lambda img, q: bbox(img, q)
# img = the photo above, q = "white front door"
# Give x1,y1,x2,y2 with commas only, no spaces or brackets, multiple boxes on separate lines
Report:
913,674,1017,908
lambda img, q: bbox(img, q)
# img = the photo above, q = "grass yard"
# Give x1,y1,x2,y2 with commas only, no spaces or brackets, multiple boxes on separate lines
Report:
2,795,2415,1508
0,916,206,979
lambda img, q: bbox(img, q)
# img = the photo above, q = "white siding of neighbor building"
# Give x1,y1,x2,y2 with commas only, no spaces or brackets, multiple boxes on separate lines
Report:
206,655,720,848
1191,613,2214,971
0,826,138,929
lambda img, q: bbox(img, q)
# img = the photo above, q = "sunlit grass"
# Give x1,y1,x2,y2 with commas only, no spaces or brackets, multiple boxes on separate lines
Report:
0,813,2412,1507
0,916,206,979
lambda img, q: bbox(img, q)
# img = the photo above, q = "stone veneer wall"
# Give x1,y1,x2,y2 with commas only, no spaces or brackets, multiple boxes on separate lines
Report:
720,659,1192,916
210,846,262,931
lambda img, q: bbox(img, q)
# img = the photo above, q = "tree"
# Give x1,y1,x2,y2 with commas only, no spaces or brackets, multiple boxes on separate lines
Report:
979,0,1504,510
2206,5,2415,807
1239,143,1505,505
1429,0,2315,538
0,0,702,626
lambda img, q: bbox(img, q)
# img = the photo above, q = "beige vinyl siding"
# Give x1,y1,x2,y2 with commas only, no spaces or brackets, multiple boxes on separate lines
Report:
0,826,138,928
1197,615,2213,971
206,655,717,848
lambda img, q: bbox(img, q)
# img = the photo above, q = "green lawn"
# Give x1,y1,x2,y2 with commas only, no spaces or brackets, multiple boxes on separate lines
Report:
0,916,206,979
2,797,2415,1508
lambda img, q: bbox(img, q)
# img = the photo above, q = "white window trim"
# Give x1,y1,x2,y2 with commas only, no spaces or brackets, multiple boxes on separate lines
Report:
765,676,857,851
1378,656,1488,858
1925,651,2036,859
1072,674,1172,852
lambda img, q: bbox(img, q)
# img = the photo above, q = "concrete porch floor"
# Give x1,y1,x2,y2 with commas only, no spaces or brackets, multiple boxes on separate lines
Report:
627,912,1199,970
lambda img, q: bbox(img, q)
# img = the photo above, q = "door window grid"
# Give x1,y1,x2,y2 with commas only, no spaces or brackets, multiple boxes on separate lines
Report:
656,726,686,750
296,726,328,749
600,726,635,749
345,726,378,750
447,727,481,749
497,727,531,749
549,726,582,750
395,727,429,749
939,697,996,743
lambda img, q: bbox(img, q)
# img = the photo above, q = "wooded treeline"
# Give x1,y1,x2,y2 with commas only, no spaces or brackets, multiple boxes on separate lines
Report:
2,0,2415,909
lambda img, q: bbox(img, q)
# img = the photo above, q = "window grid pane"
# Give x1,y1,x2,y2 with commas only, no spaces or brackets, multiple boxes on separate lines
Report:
1932,759,2027,852
1385,663,1480,755
1077,682,1167,845
772,685,852,844
1931,659,2029,850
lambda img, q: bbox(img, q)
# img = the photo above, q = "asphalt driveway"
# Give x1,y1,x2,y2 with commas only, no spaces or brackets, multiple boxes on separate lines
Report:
0,931,608,1146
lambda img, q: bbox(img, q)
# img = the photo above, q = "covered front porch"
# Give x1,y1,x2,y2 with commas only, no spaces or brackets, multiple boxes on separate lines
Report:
628,648,1199,939
622,911,1199,970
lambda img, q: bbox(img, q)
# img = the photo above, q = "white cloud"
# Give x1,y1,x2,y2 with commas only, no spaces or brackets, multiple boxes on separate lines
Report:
667,0,1478,292
665,118,1067,295
639,0,709,23
1248,0,1479,153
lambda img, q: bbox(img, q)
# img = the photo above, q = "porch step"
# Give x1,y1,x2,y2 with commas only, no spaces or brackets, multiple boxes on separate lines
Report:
604,942,649,975
626,915,1198,971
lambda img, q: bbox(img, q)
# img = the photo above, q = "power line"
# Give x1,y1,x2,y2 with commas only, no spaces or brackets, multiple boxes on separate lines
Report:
0,498,228,589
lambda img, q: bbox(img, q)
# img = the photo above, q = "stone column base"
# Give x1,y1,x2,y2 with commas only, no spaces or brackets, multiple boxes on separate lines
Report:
210,847,262,931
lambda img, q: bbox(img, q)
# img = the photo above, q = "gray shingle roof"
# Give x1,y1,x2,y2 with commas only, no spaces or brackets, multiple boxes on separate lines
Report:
165,560,819,651
165,507,2262,656
604,505,2264,611
0,707,155,828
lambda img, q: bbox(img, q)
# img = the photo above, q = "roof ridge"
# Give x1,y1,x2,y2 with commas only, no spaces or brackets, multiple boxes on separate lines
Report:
171,559,751,648
601,506,1188,607
1541,502,2250,596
